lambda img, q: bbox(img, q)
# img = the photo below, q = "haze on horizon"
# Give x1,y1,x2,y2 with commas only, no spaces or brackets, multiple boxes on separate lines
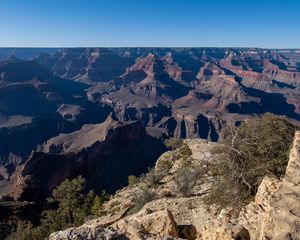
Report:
0,0,299,48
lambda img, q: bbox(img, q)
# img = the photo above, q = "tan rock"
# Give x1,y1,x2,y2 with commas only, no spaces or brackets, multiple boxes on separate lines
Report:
137,209,179,238
114,209,179,238
237,176,281,239
85,207,131,227
199,223,250,240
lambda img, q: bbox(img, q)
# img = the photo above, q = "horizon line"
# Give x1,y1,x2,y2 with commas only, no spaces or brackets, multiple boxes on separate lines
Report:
0,46,300,50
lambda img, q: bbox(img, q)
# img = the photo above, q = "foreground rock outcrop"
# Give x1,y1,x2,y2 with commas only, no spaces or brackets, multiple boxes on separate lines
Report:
200,131,300,240
48,131,300,240
247,131,300,239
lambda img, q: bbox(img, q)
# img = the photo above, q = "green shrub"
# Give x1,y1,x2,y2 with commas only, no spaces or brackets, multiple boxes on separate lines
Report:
156,159,172,176
144,167,163,187
29,176,95,239
178,142,193,166
130,186,157,213
164,137,183,150
91,192,110,216
174,166,200,197
204,113,295,212
127,175,140,187
164,137,183,161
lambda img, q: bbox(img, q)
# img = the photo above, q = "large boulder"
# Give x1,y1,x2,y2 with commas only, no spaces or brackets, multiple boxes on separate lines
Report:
113,209,179,239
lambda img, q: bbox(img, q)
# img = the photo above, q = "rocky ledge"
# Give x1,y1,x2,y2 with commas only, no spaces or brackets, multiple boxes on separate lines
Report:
48,131,300,240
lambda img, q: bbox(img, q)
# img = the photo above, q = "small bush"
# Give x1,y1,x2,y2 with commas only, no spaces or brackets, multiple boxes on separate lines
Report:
127,175,140,187
174,166,200,197
164,137,183,150
144,167,163,187
178,142,193,166
130,186,157,213
159,189,172,198
164,137,183,161
156,159,172,176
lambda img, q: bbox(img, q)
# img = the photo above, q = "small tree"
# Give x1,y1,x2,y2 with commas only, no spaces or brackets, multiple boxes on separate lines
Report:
49,175,86,226
204,113,295,212
33,176,90,239
91,192,110,216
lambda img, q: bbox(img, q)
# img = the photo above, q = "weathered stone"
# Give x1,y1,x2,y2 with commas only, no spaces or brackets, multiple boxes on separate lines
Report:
48,226,124,240
178,224,197,240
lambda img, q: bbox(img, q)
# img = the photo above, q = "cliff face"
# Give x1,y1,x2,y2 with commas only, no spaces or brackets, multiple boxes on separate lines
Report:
48,131,300,240
4,115,165,202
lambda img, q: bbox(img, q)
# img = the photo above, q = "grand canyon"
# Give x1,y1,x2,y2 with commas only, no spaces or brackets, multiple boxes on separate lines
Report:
0,47,300,240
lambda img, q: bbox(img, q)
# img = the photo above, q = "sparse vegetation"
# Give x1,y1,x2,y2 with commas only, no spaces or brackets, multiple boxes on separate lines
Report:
127,175,140,187
174,166,200,197
91,191,110,216
178,142,193,166
164,137,183,161
6,221,34,240
143,167,163,187
203,113,295,212
6,113,296,239
156,159,172,176
130,186,157,213
164,137,183,150
6,176,110,240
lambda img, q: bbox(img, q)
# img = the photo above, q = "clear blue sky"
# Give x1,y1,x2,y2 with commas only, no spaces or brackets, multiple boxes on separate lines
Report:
0,0,299,48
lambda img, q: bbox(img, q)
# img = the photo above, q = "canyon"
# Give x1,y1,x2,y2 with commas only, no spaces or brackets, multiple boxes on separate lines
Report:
0,48,300,229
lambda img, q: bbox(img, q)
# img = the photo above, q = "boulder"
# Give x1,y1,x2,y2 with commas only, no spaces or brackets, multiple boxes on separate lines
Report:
113,209,179,238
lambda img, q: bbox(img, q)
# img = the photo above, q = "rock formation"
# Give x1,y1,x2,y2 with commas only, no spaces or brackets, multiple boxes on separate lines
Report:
200,131,300,239
1,48,300,189
1,114,165,202
0,48,300,239
48,131,300,240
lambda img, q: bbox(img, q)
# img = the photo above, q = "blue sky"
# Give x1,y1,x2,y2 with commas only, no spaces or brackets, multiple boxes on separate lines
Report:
0,0,299,48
